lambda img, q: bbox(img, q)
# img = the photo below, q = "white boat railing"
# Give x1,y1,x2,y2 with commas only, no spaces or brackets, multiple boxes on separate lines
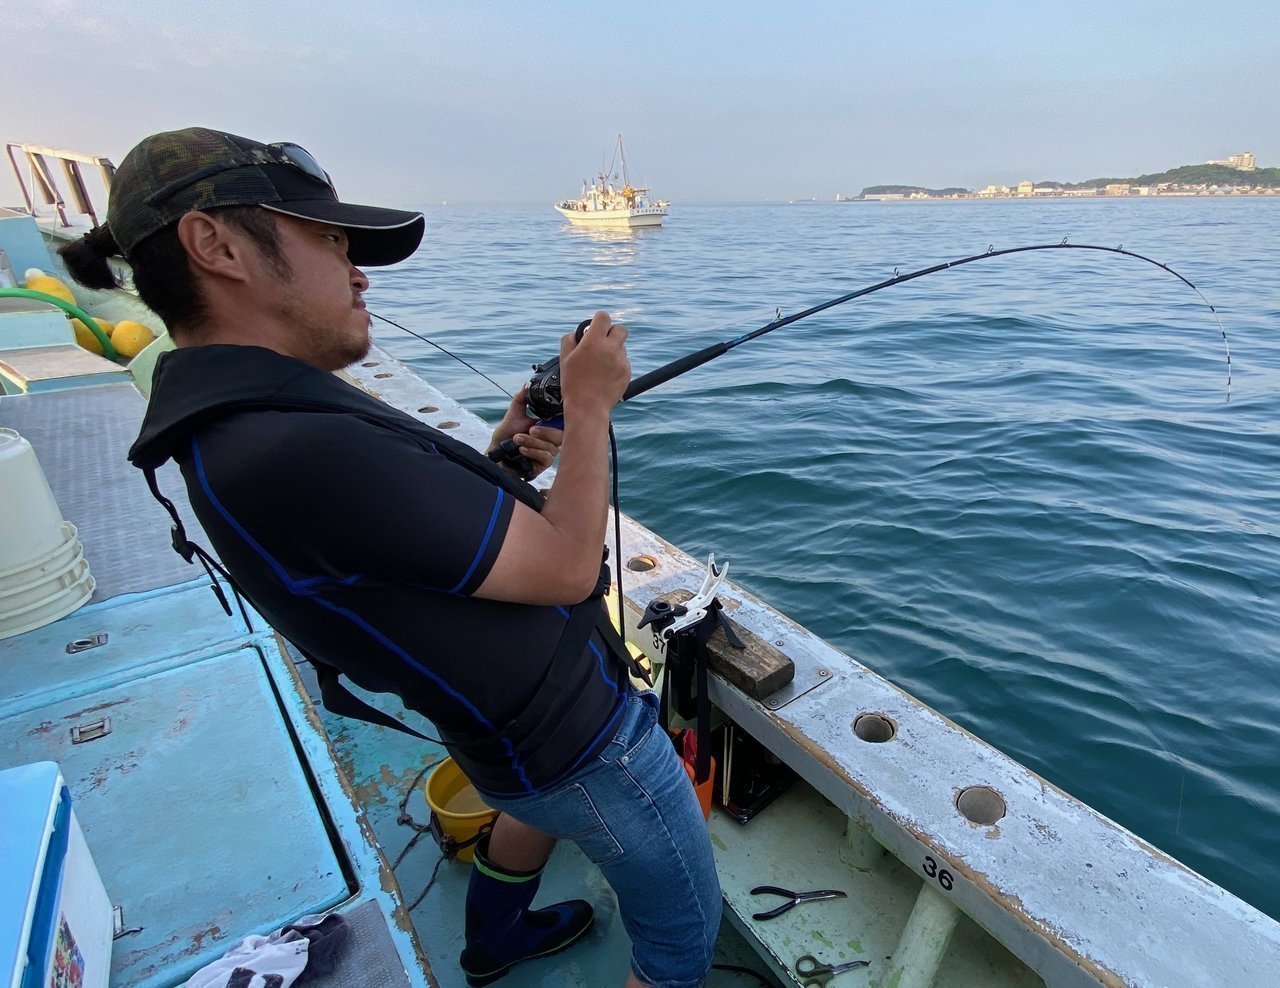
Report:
5,143,114,232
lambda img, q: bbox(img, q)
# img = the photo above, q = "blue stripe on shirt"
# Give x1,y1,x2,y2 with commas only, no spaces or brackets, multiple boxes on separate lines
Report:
190,436,537,794
450,488,507,594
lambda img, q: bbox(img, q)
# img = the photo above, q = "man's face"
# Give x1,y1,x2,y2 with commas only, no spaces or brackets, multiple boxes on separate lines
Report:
267,214,372,371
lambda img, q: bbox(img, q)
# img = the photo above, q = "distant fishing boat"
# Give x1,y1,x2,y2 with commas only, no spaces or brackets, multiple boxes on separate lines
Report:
555,133,668,228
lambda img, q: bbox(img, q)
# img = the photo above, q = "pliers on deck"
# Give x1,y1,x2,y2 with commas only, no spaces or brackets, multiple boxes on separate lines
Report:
750,885,848,921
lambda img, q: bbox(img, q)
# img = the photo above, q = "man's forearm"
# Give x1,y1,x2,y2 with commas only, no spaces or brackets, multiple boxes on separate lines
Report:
472,314,629,605
538,406,612,590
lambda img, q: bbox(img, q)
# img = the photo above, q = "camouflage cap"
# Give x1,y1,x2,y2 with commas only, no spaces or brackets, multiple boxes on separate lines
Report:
107,127,424,266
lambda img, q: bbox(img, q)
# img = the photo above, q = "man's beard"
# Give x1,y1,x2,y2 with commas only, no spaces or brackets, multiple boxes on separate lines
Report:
324,331,372,371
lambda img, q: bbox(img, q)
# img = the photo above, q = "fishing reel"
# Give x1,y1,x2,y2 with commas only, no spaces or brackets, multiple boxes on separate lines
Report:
487,319,591,479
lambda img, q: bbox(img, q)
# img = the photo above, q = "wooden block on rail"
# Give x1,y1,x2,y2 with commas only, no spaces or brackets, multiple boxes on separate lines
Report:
656,589,794,700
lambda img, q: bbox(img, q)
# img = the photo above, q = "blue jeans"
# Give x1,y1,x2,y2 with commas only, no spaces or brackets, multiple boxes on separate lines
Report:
481,690,722,988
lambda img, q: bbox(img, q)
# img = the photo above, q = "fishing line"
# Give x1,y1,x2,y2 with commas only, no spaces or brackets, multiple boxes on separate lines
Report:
370,305,779,393
370,311,515,399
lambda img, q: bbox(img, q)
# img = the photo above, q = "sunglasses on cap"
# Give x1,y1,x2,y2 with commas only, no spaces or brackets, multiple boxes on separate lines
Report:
142,142,335,207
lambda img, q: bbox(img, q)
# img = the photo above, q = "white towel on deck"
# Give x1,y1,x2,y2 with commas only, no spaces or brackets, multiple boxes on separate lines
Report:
182,931,310,988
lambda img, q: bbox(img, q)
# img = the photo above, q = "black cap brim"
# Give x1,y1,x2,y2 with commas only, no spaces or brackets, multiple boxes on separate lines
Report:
260,200,424,266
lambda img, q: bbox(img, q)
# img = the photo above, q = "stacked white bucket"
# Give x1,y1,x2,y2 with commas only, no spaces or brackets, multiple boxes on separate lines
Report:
0,428,94,640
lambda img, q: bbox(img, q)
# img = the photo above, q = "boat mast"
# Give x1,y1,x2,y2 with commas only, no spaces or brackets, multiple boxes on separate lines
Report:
617,133,630,188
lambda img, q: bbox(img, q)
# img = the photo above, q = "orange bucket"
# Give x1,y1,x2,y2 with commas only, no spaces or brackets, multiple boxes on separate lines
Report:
674,729,716,822
682,757,717,822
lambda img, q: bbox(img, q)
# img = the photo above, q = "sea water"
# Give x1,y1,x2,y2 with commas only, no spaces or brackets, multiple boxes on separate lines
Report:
370,198,1280,921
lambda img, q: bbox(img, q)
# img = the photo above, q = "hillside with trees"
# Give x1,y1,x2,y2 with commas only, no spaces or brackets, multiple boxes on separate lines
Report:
858,161,1277,198
860,184,971,197
1073,163,1280,188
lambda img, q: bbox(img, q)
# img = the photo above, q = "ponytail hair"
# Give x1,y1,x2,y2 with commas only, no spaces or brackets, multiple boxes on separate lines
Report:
57,218,199,333
56,206,284,336
58,224,124,291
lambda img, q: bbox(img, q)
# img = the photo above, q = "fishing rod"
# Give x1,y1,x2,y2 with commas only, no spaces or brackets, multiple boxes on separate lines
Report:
375,241,1228,659
488,240,1230,475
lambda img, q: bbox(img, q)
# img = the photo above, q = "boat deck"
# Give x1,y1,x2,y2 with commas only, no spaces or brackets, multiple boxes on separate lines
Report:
295,657,785,987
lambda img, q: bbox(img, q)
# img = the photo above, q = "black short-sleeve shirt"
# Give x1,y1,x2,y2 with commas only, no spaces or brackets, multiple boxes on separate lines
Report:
175,405,627,796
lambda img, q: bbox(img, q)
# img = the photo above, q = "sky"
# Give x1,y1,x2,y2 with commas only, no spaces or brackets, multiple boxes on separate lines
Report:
4,1,1277,207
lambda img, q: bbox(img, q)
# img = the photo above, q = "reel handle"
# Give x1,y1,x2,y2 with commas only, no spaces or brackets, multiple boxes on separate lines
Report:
488,437,536,480
487,417,565,480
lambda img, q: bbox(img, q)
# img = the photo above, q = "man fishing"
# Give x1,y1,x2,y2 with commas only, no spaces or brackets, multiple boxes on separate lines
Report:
60,126,720,988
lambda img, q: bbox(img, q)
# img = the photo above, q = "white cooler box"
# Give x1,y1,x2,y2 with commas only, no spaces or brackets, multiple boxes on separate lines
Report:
0,762,112,988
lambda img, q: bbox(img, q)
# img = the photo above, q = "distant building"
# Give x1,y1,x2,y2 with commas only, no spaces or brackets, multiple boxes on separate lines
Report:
1105,183,1131,196
1016,181,1034,197
1206,152,1256,171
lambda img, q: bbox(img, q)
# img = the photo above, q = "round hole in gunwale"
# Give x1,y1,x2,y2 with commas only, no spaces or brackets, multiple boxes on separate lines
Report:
853,713,896,743
626,555,657,572
956,786,1006,826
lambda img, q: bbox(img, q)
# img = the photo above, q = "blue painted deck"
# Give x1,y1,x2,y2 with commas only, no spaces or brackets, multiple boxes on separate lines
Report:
2,632,348,985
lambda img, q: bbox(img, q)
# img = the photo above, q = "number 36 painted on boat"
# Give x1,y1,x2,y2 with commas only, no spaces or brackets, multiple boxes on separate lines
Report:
922,855,954,891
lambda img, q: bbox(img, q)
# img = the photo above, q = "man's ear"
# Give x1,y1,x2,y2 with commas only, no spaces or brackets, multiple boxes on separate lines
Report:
176,211,251,281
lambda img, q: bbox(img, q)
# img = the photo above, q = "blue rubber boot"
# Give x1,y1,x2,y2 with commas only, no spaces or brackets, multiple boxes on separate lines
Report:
459,834,594,986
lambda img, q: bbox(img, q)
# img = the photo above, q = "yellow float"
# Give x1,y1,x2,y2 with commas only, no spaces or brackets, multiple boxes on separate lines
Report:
111,320,158,358
71,317,114,356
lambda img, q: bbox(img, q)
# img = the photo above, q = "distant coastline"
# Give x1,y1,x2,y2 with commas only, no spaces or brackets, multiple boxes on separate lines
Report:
841,156,1278,201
